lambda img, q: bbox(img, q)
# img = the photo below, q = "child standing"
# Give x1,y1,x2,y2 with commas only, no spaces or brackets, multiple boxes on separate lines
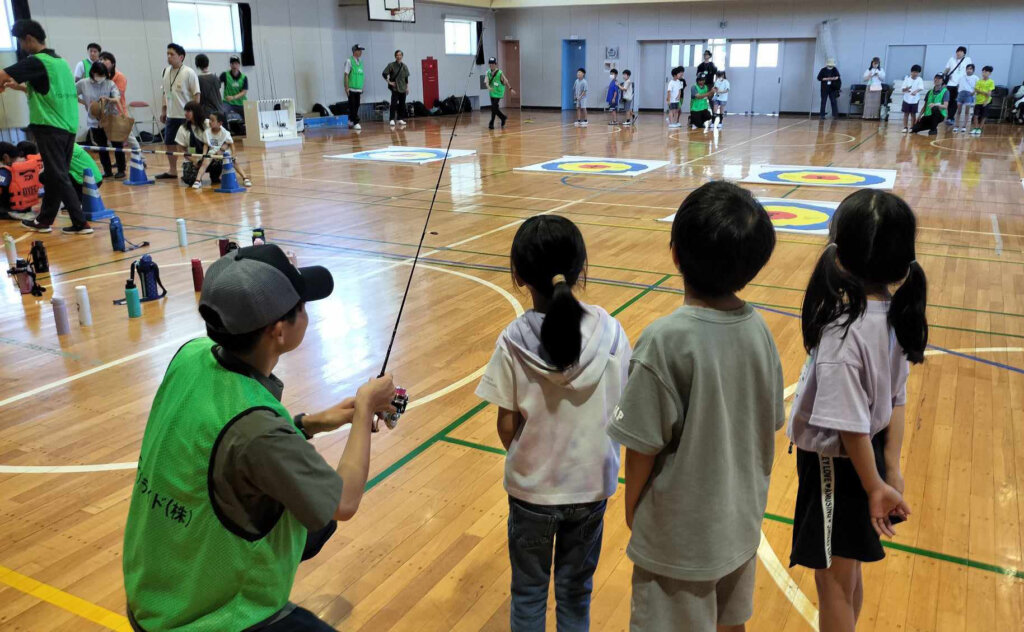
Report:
620,69,637,126
689,75,712,130
899,65,924,133
606,68,621,125
971,66,995,135
953,64,978,132
476,215,630,632
196,112,252,188
573,68,588,127
788,189,926,632
609,182,785,632
665,66,685,129
712,70,729,129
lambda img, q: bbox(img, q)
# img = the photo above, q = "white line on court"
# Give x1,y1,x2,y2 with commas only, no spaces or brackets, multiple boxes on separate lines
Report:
13,233,33,243
758,531,820,630
990,214,1003,255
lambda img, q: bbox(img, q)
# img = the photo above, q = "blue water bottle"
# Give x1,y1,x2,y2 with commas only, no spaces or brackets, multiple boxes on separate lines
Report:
125,279,142,318
110,216,125,252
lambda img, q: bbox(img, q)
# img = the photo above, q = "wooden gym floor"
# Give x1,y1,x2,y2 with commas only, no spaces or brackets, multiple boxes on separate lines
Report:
0,110,1022,631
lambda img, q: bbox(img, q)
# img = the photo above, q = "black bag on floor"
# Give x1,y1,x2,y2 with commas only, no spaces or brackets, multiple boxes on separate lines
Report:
411,101,429,117
181,160,199,186
329,102,347,115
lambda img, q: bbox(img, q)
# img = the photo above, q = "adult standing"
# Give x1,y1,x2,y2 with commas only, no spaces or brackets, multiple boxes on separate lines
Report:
817,58,841,119
0,20,93,234
156,43,200,181
98,51,127,178
382,49,410,127
220,55,248,119
942,46,971,125
194,54,225,119
73,42,101,82
862,57,886,120
76,63,124,179
695,50,717,83
485,57,514,129
344,44,365,131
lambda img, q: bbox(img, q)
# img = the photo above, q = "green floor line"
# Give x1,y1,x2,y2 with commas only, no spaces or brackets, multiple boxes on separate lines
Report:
611,275,672,316
848,130,879,152
432,433,1024,581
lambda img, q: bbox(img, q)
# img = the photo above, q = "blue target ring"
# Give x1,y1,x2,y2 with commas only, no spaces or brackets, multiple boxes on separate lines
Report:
541,159,651,174
352,148,449,161
758,168,886,187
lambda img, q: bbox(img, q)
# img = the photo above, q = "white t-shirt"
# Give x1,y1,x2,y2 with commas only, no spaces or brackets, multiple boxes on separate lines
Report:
667,79,684,102
945,55,972,87
162,65,200,118
621,78,634,101
901,76,925,104
863,67,885,89
713,79,730,102
205,127,233,153
959,73,979,95
475,304,630,505
787,301,910,457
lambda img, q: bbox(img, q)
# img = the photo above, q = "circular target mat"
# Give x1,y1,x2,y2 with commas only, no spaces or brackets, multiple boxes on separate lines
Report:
761,201,835,232
541,159,651,174
352,148,448,161
758,167,886,187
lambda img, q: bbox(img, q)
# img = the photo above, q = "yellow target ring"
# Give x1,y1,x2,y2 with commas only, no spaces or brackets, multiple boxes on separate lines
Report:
774,170,867,185
556,161,634,173
763,204,832,229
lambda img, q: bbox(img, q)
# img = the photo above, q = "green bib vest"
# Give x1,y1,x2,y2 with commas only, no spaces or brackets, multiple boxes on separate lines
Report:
691,85,710,112
123,338,306,631
28,53,78,134
69,144,101,185
224,71,247,105
82,58,92,77
347,56,364,90
487,69,505,99
924,87,948,117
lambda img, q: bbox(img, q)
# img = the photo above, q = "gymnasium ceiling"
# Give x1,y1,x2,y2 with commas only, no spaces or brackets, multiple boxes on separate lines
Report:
342,0,723,9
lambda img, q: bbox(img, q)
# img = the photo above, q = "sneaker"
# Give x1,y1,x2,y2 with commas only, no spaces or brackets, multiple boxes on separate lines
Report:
581,121,588,127
488,123,495,130
972,128,982,135
243,178,253,187
901,127,908,133
608,120,617,125
945,119,954,126
155,172,176,180
114,171,126,179
690,124,697,130
192,182,202,190
62,224,93,235
716,123,723,129
21,219,51,233
398,120,407,126
623,120,632,126
573,121,580,127
353,123,362,130
389,120,396,126
928,129,938,136
668,123,681,129
704,120,711,130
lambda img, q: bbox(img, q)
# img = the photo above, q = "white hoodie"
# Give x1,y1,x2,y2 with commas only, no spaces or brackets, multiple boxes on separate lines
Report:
476,304,631,505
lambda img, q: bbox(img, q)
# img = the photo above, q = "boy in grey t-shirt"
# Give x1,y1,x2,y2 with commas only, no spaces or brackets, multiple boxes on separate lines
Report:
573,68,588,127
608,182,785,631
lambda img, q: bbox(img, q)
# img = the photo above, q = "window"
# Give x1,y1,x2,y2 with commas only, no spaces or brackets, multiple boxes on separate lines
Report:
0,0,14,52
729,43,750,68
682,45,691,68
167,1,242,53
670,44,680,69
706,38,726,69
757,42,779,68
444,18,477,56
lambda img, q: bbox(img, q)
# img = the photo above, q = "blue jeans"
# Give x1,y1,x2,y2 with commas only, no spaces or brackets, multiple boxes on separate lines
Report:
508,497,606,632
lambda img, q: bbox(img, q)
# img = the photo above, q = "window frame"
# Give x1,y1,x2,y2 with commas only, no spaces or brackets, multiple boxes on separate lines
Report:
443,18,478,57
167,0,243,54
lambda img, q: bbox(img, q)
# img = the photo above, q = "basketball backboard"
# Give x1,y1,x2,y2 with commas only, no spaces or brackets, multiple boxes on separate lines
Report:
368,0,415,23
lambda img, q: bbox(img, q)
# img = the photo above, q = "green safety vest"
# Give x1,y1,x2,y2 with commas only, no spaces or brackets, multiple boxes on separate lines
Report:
487,69,505,99
691,85,710,112
82,58,92,77
347,56,364,90
924,87,948,117
69,144,101,185
223,71,247,105
27,53,78,134
123,338,306,631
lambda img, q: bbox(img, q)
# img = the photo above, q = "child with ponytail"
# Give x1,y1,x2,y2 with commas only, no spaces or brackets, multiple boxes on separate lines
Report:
476,215,631,632
788,189,927,632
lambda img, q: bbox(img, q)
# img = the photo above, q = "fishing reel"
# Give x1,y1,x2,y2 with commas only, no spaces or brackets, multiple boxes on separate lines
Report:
372,387,409,432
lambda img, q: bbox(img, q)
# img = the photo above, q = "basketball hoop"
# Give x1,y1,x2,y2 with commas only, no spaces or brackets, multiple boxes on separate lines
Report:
389,7,414,21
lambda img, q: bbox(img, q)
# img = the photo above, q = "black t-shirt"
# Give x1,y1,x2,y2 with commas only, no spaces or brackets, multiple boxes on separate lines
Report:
696,61,717,81
197,72,224,116
3,48,62,94
817,66,841,92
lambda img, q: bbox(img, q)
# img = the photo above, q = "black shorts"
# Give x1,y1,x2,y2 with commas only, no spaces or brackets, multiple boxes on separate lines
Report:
901,101,920,114
973,104,988,119
790,440,888,569
163,117,185,146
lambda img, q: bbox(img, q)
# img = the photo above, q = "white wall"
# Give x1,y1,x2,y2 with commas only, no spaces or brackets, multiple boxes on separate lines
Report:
0,0,497,130
495,0,1024,110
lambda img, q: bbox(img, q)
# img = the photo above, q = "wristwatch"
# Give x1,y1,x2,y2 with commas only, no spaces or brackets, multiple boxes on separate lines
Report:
293,413,313,440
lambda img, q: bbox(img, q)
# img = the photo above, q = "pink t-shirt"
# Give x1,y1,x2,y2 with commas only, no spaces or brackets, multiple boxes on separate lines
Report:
787,300,910,457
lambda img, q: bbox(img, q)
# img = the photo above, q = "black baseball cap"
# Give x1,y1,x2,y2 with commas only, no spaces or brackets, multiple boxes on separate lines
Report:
488,57,496,64
352,44,365,52
229,55,240,64
199,245,334,334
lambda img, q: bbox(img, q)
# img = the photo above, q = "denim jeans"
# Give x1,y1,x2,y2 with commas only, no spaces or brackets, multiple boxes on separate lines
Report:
508,496,606,632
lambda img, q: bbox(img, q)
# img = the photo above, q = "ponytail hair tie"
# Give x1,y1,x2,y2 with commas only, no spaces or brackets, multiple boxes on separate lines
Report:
551,274,567,286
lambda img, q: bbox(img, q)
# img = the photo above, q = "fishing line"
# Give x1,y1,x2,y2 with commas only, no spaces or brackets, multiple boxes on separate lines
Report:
377,14,490,378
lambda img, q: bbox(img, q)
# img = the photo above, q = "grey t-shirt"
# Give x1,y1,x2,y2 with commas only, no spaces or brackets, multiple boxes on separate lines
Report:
209,347,343,537
573,78,588,103
607,304,785,581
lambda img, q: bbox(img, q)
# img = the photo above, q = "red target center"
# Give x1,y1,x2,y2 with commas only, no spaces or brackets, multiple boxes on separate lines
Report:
579,163,606,170
768,211,798,220
805,174,840,181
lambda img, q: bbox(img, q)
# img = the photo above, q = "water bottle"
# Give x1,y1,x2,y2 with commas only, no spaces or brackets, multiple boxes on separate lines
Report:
29,240,48,273
52,296,71,335
110,216,126,252
8,258,34,293
176,218,188,247
3,232,16,266
252,227,266,246
218,238,230,256
75,285,93,326
125,279,142,318
191,259,204,292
